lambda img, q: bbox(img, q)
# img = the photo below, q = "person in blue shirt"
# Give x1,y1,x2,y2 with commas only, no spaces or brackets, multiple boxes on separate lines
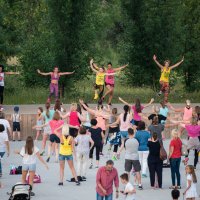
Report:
135,121,150,177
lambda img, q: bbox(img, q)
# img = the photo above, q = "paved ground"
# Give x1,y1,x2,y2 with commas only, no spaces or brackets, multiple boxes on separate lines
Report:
0,140,200,200
3,103,200,114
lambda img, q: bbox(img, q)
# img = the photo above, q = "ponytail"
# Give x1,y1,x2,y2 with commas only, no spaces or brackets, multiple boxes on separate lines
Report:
123,105,129,122
45,102,50,119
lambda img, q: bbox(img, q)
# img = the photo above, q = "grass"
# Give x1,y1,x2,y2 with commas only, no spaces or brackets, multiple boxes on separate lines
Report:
4,76,200,104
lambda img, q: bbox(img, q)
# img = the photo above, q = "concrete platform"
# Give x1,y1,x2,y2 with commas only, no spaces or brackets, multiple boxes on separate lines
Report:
0,140,200,200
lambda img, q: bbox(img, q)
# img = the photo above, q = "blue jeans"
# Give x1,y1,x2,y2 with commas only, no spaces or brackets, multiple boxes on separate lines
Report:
170,157,181,186
0,152,5,174
96,193,113,200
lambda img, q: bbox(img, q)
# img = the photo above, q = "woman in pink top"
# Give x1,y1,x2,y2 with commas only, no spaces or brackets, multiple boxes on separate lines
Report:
37,66,74,102
59,103,84,138
101,62,128,105
79,100,110,155
171,116,200,167
119,97,154,126
34,111,64,163
168,100,193,136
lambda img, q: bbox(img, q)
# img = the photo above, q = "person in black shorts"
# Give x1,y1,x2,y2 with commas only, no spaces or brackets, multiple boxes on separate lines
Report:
11,106,21,141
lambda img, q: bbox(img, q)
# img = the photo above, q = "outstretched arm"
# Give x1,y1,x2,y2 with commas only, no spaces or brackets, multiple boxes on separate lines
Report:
170,56,184,70
37,69,51,76
118,97,132,107
153,55,164,69
5,72,20,75
59,71,75,76
167,103,183,112
113,64,128,72
104,72,118,76
143,98,154,108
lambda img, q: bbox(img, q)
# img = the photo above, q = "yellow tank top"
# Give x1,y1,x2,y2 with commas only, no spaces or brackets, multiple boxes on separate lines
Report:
59,135,73,155
96,72,105,85
160,67,171,83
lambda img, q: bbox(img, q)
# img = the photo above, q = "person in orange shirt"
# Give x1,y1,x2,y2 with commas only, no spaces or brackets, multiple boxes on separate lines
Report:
153,55,184,103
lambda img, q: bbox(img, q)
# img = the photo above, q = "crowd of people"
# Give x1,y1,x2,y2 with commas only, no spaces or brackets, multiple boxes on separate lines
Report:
0,57,199,200
0,98,199,199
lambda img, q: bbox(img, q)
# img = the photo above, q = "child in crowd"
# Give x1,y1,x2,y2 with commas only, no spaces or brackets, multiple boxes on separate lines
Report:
11,106,21,141
15,136,48,196
120,173,136,200
35,107,43,141
183,165,198,200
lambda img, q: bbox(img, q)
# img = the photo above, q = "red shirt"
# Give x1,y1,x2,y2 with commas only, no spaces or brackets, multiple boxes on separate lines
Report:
96,166,119,196
170,138,182,158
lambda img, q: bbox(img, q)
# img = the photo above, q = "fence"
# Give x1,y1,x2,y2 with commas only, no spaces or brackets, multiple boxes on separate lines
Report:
5,112,186,140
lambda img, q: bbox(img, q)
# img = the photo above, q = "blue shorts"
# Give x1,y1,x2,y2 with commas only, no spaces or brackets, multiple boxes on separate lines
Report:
120,131,128,139
22,164,36,171
59,154,73,161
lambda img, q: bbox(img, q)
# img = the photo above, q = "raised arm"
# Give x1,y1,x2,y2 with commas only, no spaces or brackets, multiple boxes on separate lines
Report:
79,99,96,115
113,64,128,72
59,71,75,76
118,97,132,107
153,55,164,69
143,98,154,108
90,62,99,73
170,56,184,70
104,72,118,76
37,69,51,76
90,59,99,70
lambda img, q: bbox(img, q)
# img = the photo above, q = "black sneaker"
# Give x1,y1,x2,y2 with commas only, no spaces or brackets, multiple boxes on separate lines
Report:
138,185,143,190
58,182,63,186
89,164,93,169
46,157,50,162
82,176,86,180
30,192,35,196
75,181,80,186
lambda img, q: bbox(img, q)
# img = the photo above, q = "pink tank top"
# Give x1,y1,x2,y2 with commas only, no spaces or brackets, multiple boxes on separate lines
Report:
51,73,60,85
105,69,115,85
69,111,80,127
120,113,131,131
96,116,106,131
183,107,193,121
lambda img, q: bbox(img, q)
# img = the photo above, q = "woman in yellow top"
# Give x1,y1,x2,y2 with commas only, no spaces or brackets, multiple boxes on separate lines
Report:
90,59,118,104
58,124,80,186
153,55,184,103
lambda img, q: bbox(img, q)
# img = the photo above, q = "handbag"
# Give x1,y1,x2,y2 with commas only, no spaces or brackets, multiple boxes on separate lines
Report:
26,174,41,184
181,143,188,156
159,141,167,161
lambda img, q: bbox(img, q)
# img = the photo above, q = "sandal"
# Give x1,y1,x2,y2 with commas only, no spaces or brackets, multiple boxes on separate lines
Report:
169,186,175,189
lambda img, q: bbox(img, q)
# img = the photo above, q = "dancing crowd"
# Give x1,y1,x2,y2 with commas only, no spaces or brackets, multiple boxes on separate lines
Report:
0,57,199,200
0,98,199,200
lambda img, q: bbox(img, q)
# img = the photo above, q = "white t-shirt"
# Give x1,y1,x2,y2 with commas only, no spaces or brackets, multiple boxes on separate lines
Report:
0,119,11,135
0,73,5,87
124,182,136,200
20,146,39,165
0,132,8,152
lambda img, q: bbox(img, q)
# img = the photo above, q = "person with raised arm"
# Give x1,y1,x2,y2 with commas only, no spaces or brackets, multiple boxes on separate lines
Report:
90,59,118,104
0,64,20,107
118,97,154,127
153,55,184,103
102,62,128,105
37,66,74,102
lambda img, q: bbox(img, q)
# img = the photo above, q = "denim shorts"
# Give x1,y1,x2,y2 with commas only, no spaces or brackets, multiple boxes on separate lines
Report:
59,154,73,161
120,131,128,139
22,164,36,171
